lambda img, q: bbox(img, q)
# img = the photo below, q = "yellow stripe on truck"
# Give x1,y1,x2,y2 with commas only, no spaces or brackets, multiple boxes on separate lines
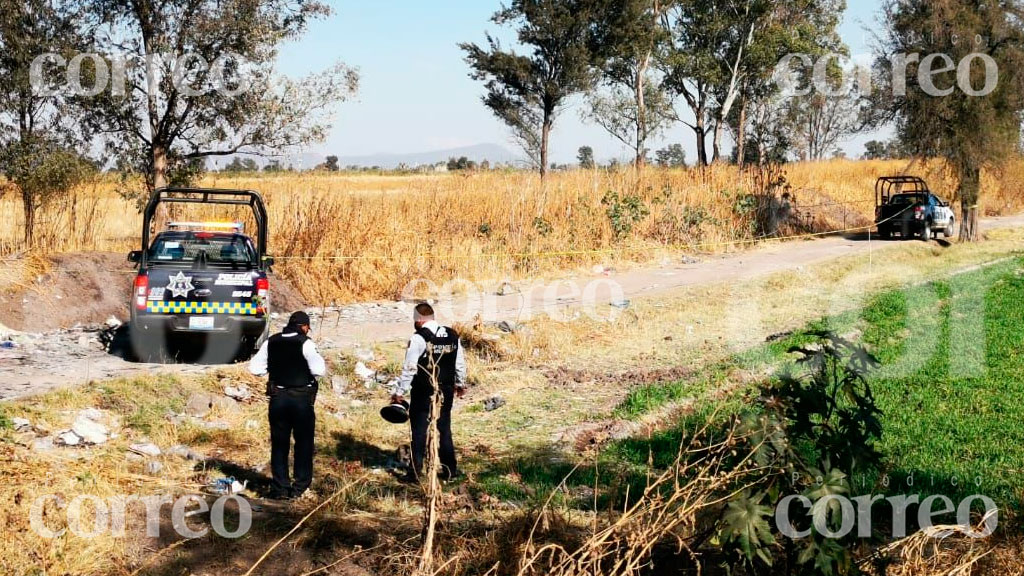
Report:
146,302,259,315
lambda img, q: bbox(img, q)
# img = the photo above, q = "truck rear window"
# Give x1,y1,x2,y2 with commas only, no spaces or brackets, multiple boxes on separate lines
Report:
890,194,926,205
149,234,256,265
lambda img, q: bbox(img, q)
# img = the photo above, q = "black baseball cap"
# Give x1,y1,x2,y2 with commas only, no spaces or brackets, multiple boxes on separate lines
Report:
288,311,311,326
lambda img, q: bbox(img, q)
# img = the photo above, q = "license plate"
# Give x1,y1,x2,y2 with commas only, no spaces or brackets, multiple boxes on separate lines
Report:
188,316,215,330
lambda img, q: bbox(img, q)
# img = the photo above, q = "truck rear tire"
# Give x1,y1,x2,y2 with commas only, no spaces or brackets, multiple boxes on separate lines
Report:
921,221,932,241
944,218,954,238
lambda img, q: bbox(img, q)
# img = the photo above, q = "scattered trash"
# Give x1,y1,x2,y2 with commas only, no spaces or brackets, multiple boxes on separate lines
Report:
483,395,506,412
592,265,606,275
497,281,518,296
12,417,31,432
331,375,348,395
208,477,247,495
31,436,56,452
129,442,162,457
681,255,701,265
145,461,163,475
354,348,375,363
609,299,632,310
1,341,16,349
350,399,365,408
245,420,259,430
105,316,122,328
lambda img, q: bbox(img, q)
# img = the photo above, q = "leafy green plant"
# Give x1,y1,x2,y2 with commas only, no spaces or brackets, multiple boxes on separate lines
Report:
532,216,553,237
716,331,882,575
601,190,649,239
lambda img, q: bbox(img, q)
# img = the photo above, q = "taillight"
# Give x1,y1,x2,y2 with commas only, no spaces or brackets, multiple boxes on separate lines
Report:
134,275,149,310
914,205,925,219
256,277,269,314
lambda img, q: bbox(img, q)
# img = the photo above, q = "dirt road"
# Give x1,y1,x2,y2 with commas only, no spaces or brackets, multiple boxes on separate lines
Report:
3,214,1023,400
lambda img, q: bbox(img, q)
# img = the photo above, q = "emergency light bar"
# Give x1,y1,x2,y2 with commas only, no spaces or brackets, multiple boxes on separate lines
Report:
167,221,245,233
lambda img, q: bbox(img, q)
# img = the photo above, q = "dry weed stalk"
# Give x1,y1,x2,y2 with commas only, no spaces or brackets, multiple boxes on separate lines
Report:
514,420,769,576
417,348,449,575
860,510,1009,576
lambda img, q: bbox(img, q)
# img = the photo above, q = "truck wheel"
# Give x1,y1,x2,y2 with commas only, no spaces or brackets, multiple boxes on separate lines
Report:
944,218,954,238
129,323,167,363
921,221,932,241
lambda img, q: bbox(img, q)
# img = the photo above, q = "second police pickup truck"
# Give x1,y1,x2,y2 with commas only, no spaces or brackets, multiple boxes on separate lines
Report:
874,176,956,240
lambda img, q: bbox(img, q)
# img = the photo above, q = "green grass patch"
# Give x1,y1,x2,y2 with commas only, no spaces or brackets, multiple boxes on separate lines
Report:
608,256,1024,507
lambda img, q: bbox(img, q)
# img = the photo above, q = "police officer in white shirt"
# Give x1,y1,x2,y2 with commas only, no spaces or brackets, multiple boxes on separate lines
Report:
391,303,467,482
250,311,326,499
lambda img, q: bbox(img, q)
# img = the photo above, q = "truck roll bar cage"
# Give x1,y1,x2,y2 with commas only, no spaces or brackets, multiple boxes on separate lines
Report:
141,187,269,268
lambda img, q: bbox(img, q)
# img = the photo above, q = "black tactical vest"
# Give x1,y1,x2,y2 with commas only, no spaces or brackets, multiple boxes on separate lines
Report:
267,331,315,389
411,326,459,393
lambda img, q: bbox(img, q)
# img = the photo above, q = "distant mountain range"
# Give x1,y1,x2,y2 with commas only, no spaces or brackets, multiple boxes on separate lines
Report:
331,143,521,169
217,143,522,171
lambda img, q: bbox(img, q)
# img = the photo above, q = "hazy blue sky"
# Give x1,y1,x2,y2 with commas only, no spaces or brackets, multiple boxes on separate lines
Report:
276,1,886,164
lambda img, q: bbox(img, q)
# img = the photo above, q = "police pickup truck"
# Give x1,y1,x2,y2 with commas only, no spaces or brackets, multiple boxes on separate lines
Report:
874,176,955,240
128,188,273,361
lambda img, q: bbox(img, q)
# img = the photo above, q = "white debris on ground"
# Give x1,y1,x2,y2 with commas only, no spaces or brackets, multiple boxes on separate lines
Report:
54,408,117,446
128,442,162,457
222,383,253,402
354,361,375,381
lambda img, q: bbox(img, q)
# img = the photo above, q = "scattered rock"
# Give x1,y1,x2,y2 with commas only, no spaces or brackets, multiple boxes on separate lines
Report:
145,461,163,475
57,430,81,446
12,417,31,432
331,375,348,395
350,399,366,408
105,316,122,328
125,452,145,462
496,320,523,334
681,255,701,265
168,444,206,461
186,392,240,417
129,442,162,458
483,395,506,412
201,420,230,431
31,436,55,452
354,348,375,363
497,281,518,296
71,413,109,444
245,420,259,430
223,384,252,402
354,362,375,381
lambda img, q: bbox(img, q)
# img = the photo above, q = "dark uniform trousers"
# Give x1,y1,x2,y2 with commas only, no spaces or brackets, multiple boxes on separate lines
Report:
269,388,316,495
409,384,457,479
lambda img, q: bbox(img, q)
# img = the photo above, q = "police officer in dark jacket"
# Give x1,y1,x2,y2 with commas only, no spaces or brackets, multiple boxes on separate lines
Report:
390,303,467,482
250,311,326,499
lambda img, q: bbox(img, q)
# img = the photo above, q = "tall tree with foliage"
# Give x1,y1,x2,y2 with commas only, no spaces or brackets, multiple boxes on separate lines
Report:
0,0,95,245
77,0,358,196
872,0,1024,241
588,0,671,168
577,145,596,168
461,0,601,179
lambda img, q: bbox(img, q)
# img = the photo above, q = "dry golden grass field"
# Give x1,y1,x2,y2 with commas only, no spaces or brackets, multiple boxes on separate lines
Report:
2,159,1024,303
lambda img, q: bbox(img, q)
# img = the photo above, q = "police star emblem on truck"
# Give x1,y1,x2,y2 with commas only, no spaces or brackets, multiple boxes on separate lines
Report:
166,271,195,298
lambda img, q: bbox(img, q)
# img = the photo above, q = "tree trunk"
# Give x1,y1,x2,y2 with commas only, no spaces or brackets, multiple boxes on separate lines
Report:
634,59,648,170
152,144,169,190
712,119,723,163
22,193,35,246
959,165,981,242
737,98,748,169
694,116,708,167
539,114,551,180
